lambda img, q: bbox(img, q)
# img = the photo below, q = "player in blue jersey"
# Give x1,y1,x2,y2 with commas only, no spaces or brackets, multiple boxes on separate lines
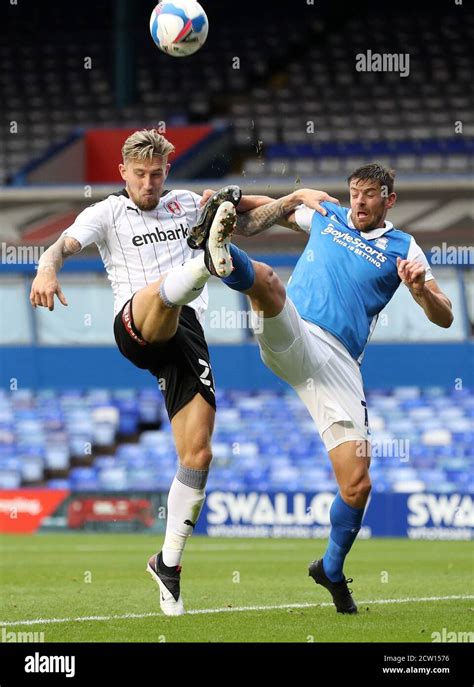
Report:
195,164,453,613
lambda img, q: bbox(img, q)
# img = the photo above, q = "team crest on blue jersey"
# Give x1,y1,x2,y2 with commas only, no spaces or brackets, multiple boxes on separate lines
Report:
165,200,185,217
375,237,388,250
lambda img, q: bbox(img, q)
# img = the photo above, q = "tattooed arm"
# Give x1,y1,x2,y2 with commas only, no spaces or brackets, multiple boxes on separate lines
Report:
235,194,302,236
235,189,340,237
30,236,82,310
200,189,274,213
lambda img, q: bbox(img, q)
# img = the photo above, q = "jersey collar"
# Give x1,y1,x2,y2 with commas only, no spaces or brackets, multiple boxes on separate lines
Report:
347,209,393,239
116,188,140,211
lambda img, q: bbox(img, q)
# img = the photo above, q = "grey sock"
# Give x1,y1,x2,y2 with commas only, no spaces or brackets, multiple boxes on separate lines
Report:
176,464,209,490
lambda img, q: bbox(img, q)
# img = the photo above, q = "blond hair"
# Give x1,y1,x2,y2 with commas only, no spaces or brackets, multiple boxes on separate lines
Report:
122,129,175,164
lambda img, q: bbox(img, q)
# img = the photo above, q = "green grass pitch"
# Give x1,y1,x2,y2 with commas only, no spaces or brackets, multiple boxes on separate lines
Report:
0,534,472,643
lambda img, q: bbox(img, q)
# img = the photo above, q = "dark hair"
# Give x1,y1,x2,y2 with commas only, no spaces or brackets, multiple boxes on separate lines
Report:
347,164,396,195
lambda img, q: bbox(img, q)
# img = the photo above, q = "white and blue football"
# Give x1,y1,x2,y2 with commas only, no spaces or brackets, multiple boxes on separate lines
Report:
149,1,209,57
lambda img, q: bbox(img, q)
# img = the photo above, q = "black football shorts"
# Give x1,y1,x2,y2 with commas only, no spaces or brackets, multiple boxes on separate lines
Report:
114,297,216,421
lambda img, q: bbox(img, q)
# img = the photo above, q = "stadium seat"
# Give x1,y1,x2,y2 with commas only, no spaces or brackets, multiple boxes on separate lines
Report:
69,467,99,491
0,386,470,493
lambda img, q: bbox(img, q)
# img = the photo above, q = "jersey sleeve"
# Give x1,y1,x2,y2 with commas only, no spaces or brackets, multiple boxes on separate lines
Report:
62,201,109,249
407,237,434,281
294,204,315,234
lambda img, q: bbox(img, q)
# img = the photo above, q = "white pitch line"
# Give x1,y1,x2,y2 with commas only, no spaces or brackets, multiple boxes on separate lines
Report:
0,543,304,553
0,595,472,628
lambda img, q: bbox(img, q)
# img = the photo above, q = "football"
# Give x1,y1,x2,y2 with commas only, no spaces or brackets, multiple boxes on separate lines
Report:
149,1,209,57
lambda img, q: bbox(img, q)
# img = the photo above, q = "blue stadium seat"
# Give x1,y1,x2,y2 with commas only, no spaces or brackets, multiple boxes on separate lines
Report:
0,441,16,456
0,469,22,488
46,478,71,488
137,389,163,424
97,465,128,491
113,399,140,435
94,456,118,469
139,430,170,446
45,445,70,470
126,468,160,490
87,389,112,403
0,456,21,471
451,431,474,444
69,467,99,491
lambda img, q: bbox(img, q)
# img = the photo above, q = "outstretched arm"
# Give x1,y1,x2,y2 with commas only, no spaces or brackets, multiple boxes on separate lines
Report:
30,236,82,310
237,194,275,213
235,194,303,236
397,257,453,328
200,189,273,214
235,189,339,236
200,188,339,236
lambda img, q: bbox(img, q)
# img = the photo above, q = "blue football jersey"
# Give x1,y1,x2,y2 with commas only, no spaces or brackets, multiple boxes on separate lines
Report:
286,202,432,362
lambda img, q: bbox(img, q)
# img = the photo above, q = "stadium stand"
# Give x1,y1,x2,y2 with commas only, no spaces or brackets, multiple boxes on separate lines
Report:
1,387,472,494
1,0,472,183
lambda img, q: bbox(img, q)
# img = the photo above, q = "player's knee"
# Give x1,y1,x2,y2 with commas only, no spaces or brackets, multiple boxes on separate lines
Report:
138,302,180,343
341,475,372,506
254,262,285,301
269,272,285,302
264,266,284,297
181,446,213,470
131,281,180,343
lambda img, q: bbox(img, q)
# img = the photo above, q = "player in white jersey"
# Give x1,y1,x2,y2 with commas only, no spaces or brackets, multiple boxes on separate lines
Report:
29,128,335,616
201,164,454,613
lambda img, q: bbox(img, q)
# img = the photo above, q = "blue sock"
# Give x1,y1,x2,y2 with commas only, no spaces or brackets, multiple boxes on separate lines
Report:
322,492,365,582
222,245,255,291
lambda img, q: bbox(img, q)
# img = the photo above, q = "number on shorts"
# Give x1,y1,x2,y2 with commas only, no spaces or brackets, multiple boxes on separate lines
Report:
361,400,369,428
198,358,215,394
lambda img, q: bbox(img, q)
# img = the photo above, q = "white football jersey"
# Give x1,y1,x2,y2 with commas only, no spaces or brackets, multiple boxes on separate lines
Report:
63,188,208,321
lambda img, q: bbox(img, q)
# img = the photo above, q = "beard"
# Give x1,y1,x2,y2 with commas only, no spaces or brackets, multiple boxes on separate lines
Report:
127,187,161,211
135,194,159,211
352,210,385,232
